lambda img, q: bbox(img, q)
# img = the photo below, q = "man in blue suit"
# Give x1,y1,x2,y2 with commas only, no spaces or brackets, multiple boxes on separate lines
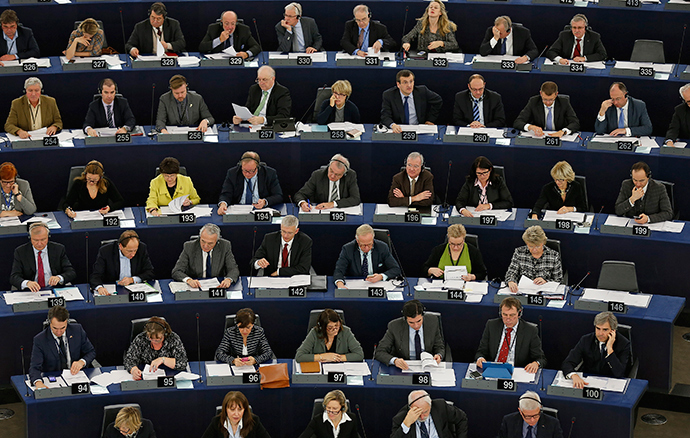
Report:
595,82,652,137
0,10,40,61
29,306,96,389
334,224,401,288
83,78,136,136
499,391,563,438
381,69,443,133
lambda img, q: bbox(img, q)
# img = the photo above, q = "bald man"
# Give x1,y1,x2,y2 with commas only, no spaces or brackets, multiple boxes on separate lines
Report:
199,10,260,58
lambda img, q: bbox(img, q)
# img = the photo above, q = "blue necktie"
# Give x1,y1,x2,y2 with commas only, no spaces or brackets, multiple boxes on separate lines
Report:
403,96,410,125
473,99,481,122
414,330,422,360
525,425,533,438
618,108,625,129
361,253,369,277
419,421,430,438
546,106,554,131
224,35,233,49
206,252,212,278
244,179,253,205
501,38,507,55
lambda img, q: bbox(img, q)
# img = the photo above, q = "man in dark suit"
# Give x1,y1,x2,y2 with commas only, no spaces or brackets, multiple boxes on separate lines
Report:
595,82,652,137
155,74,214,133
453,74,506,128
388,151,434,208
562,312,631,389
614,161,672,224
10,223,76,292
29,306,96,389
334,224,401,288
376,300,445,369
476,297,546,373
172,223,239,288
514,81,580,138
294,154,361,211
0,9,40,61
381,69,443,133
217,151,284,214
125,2,185,57
547,13,607,64
198,10,260,58
392,390,468,438
479,15,537,64
499,391,563,438
340,4,396,56
665,84,690,146
232,66,292,126
83,78,136,136
275,2,322,53
251,215,313,276
90,230,155,295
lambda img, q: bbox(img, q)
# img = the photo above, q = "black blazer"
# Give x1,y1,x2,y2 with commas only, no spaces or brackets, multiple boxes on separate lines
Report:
218,164,284,207
422,242,487,281
340,19,396,54
103,419,156,438
547,29,607,62
562,332,631,378
201,414,270,438
0,26,40,59
317,99,361,125
83,96,136,132
665,101,690,142
455,175,513,210
452,89,506,128
244,82,292,126
479,24,538,60
29,323,96,383
125,17,186,54
251,230,313,276
10,241,77,290
381,85,443,126
64,178,125,212
475,318,546,367
333,239,401,283
199,22,261,55
499,411,563,438
90,241,155,289
294,167,361,208
391,399,468,438
298,413,359,438
530,180,588,216
514,95,580,133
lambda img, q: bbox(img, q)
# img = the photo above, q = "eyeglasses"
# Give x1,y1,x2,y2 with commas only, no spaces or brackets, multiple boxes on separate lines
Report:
283,13,298,18
326,409,341,415
333,92,347,97
354,17,369,23
469,86,485,93
476,170,490,176
0,180,15,186
521,412,541,420
527,245,544,252
255,78,272,84
448,242,464,248
148,337,163,344
242,167,258,175
86,178,100,184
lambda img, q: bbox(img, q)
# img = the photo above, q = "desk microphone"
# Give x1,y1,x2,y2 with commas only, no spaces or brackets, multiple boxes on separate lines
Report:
20,345,29,397
369,343,377,381
119,8,129,67
148,83,157,138
538,314,545,391
288,195,295,216
85,232,90,303
567,417,576,438
567,271,590,307
593,205,604,231
532,45,549,70
298,83,328,124
355,404,369,438
387,230,410,295
247,226,257,296
440,160,452,219
196,313,203,383
397,6,410,64
675,24,687,78
252,19,265,65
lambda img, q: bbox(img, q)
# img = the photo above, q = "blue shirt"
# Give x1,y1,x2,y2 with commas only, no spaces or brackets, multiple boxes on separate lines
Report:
3,32,18,59
241,174,259,204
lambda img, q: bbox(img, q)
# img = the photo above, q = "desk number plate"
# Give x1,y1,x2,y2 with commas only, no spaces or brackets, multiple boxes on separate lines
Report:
72,382,90,394
545,137,561,147
639,67,654,77
48,297,66,308
497,379,515,391
103,216,119,227
254,211,272,222
560,0,575,4
368,287,385,298
43,136,59,147
626,0,641,7
401,131,417,141
228,56,243,66
501,60,515,70
473,133,489,143
23,62,38,72
330,211,346,222
527,294,546,306
569,63,584,73
413,373,430,385
209,288,225,298
330,130,346,140
258,130,274,140
617,141,634,151
480,215,497,226
91,59,107,69
432,58,448,68
608,301,626,313
289,286,307,297
243,372,260,384
328,372,346,383
179,213,195,223
161,57,175,67
632,225,650,237
405,212,421,223
129,291,146,302
555,219,572,230
447,290,465,301
157,376,175,388
187,131,203,141
297,56,312,66
364,56,379,66
115,133,131,143
583,387,603,400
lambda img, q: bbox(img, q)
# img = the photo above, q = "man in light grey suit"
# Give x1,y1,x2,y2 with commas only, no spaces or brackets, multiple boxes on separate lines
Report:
275,2,322,53
172,223,239,288
614,161,672,224
375,299,445,370
155,74,214,133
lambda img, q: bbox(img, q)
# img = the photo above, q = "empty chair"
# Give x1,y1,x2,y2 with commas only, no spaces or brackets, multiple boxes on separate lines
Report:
630,39,664,63
493,165,506,183
597,261,638,293
542,406,559,420
616,323,638,378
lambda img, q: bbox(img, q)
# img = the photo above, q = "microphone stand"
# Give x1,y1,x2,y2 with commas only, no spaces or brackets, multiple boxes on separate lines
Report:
675,24,687,78
567,417,576,438
593,206,604,231
247,226,257,296
369,344,376,381
196,313,203,383
532,45,549,71
538,315,545,391
252,19,265,65
119,8,129,67
387,231,410,296
21,345,29,397
147,83,157,139
85,232,90,303
297,84,328,125
288,195,295,216
439,160,452,221
567,271,590,307
397,6,410,65
355,404,369,438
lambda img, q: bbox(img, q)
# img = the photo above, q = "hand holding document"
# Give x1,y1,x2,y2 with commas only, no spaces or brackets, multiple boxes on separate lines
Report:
232,103,254,121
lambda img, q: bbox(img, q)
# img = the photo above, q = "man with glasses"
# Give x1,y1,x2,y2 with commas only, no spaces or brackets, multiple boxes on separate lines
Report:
340,4,396,57
392,390,468,438
199,10,260,58
514,81,579,138
217,151,284,214
276,2,322,53
251,215,312,276
499,391,562,438
90,230,155,296
172,223,240,287
156,74,213,134
595,82,652,137
547,13,607,65
0,9,39,62
233,65,292,126
334,224,401,289
665,83,690,147
479,15,538,65
388,151,434,208
294,153,360,212
381,69,443,134
614,161,672,224
126,2,185,57
453,74,506,128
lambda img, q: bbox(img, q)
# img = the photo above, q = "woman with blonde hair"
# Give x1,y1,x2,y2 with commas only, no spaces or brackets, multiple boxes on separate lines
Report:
65,18,106,60
402,0,458,53
103,405,157,437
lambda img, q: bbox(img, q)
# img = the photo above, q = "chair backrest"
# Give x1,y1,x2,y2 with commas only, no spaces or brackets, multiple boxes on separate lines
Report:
545,239,561,255
225,313,263,331
101,403,141,438
373,228,391,248
92,93,124,101
616,323,636,376
307,309,346,335
73,20,108,48
493,165,506,184
311,397,353,419
597,260,638,293
630,39,665,63
656,179,678,219
42,318,77,330
543,406,559,420
100,238,117,246
425,311,453,362
155,166,188,176
66,166,85,198
574,175,590,212
130,317,167,343
465,233,479,251
312,86,332,123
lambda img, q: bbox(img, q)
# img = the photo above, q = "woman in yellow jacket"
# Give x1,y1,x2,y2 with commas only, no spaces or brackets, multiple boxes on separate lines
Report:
146,157,200,216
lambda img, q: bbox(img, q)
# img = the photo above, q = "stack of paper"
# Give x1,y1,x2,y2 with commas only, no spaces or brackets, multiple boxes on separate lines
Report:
646,221,685,233
287,52,327,62
231,365,256,375
517,276,564,298
591,135,658,149
453,127,505,138
542,211,586,223
581,288,652,308
429,52,464,62
519,130,580,142
393,124,438,134
61,370,90,385
0,217,22,227
614,61,672,73
342,279,397,290
206,363,232,377
551,371,628,392
3,291,54,305
429,368,456,387
542,58,606,70
451,206,513,221
54,287,84,301
250,274,311,289
322,362,371,376
142,364,165,380
90,370,133,387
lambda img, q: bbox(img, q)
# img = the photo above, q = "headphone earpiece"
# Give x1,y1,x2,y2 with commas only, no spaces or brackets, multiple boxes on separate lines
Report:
328,158,350,176
97,79,119,95
28,222,50,238
404,155,426,171
238,154,261,168
148,2,168,18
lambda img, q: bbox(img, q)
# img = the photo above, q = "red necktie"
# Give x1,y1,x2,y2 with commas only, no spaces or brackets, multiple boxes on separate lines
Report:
573,38,582,58
37,250,46,288
156,28,162,40
497,327,512,363
282,244,289,268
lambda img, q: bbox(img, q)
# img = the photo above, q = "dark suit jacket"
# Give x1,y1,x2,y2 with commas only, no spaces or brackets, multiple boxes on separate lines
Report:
251,230,312,276
29,323,96,383
90,241,155,289
0,26,40,59
201,414,270,438
244,82,292,126
104,419,156,438
171,237,239,283
453,89,506,127
455,175,513,210
422,242,487,281
333,239,401,283
218,164,284,207
479,25,538,59
275,16,323,52
375,314,446,363
340,19,396,54
391,399,468,438
514,95,580,133
614,178,672,223
547,29,607,62
125,17,185,54
594,96,653,137
83,96,136,132
665,102,690,142
387,169,434,208
381,85,443,126
10,241,77,290
475,318,546,367
294,167,361,207
199,22,261,55
298,412,359,438
155,91,214,131
562,332,631,378
316,99,361,125
531,180,588,216
499,411,563,438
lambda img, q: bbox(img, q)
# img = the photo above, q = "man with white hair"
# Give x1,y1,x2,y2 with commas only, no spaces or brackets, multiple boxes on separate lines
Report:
250,215,313,276
392,389,468,438
232,65,292,126
387,151,434,208
275,2,322,53
5,77,62,138
295,154,361,211
172,223,239,288
546,13,607,65
333,224,400,288
499,391,563,438
665,83,690,147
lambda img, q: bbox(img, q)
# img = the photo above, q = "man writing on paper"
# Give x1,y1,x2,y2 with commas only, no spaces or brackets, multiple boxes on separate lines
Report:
0,9,40,61
391,390,468,438
217,151,284,214
381,69,443,134
172,223,239,289
83,78,136,137
333,224,400,289
478,15,538,65
10,222,76,292
614,161,672,224
340,4,396,57
126,2,185,57
199,10,260,58
155,74,214,134
250,215,313,277
513,81,579,138
233,66,291,126
546,13,607,65
294,154,360,212
453,74,506,128
375,300,445,370
387,151,434,208
90,230,155,296
595,82,652,137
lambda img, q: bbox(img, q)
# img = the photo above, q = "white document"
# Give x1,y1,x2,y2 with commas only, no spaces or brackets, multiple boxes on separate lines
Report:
3,291,54,305
90,384,110,394
328,122,366,133
581,288,652,308
541,58,606,70
221,45,238,56
454,127,505,138
184,205,213,217
402,353,444,373
463,282,489,295
232,103,254,120
517,276,562,295
0,217,22,226
614,61,673,73
197,278,222,291
472,54,521,63
142,364,166,380
206,363,232,376
54,287,84,301
174,371,200,380
156,38,166,57
330,204,363,215
344,279,397,291
511,367,537,383
61,370,90,385
454,206,513,222
375,204,409,215
231,365,257,375
125,283,158,293
429,52,464,62
395,124,438,134
542,210,586,222
110,370,134,384
287,52,327,62
250,274,310,289
6,128,75,143
176,56,200,67
22,57,52,68
647,221,685,233
90,373,116,387
430,368,456,387
443,266,468,280
167,195,189,214
603,215,631,227
519,130,580,142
